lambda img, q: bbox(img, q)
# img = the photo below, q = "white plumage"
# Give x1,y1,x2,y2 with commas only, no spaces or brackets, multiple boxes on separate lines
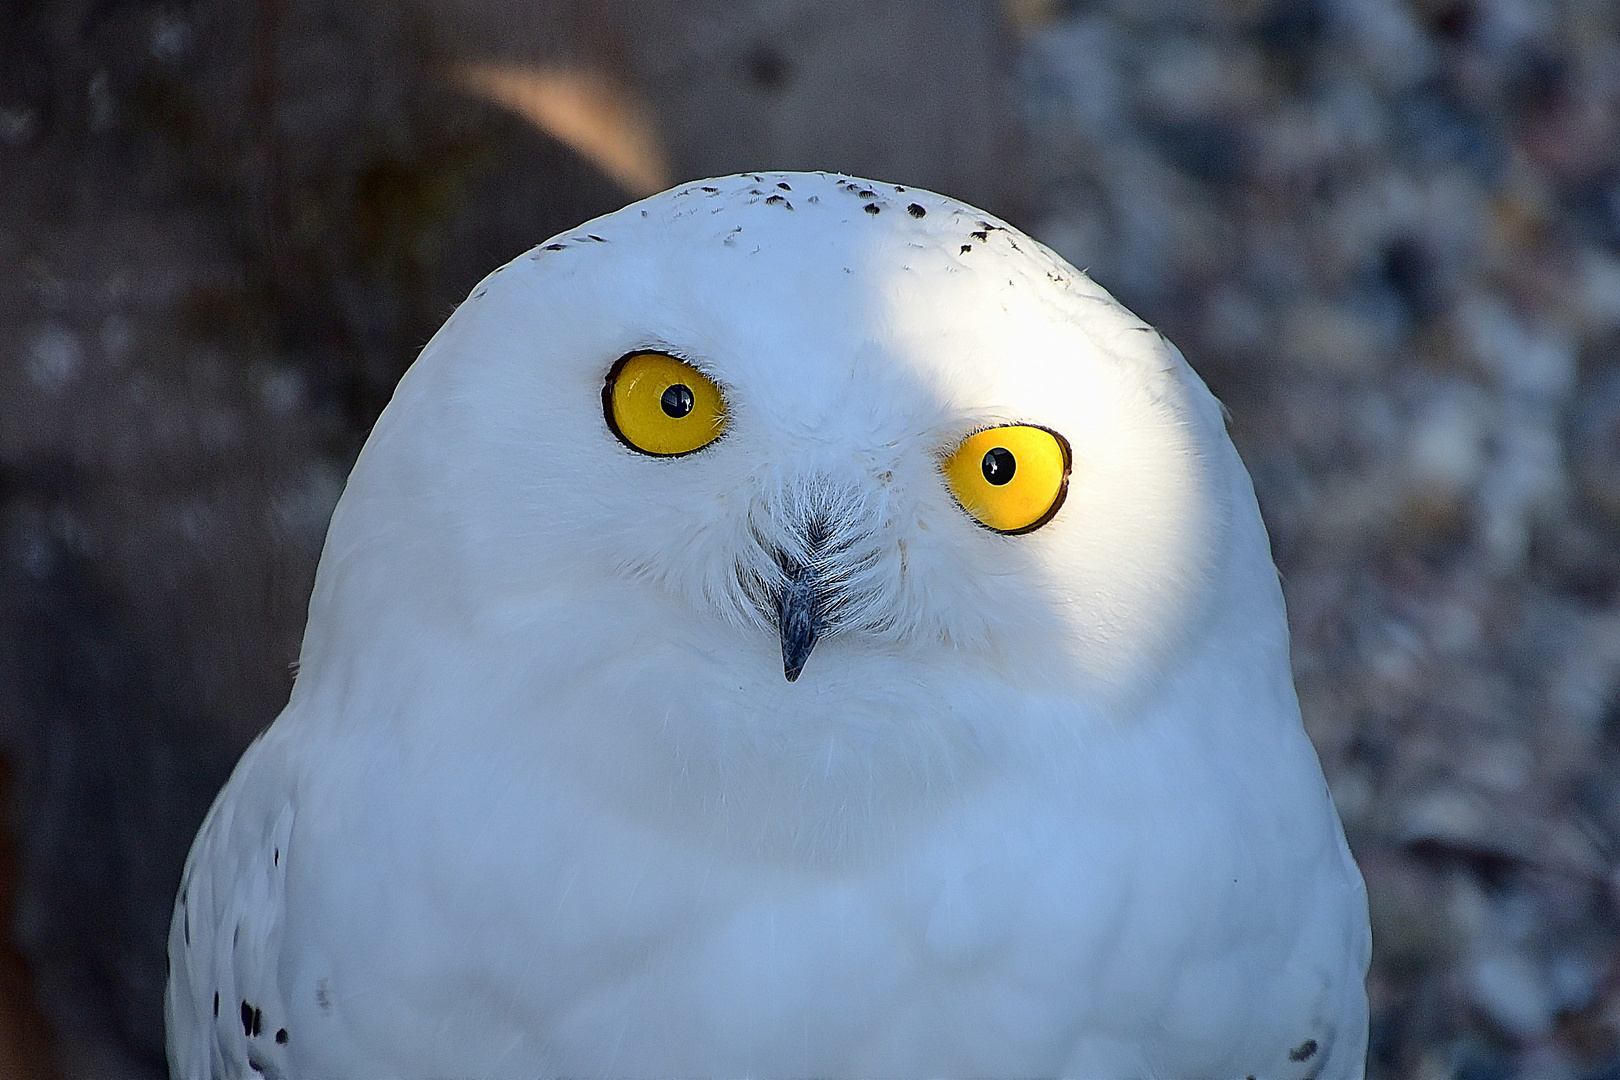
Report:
167,172,1370,1079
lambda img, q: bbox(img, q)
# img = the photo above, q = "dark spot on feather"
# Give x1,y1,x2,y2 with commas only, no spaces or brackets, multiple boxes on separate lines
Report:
588,234,606,242
894,185,906,192
233,926,239,947
1290,1039,1318,1062
858,189,875,198
907,203,926,217
960,244,972,254
864,203,880,214
701,186,718,193
315,979,332,1012
765,194,791,208
808,195,819,203
275,1029,288,1044
241,1001,253,1036
544,243,566,251
213,992,219,1017
777,182,791,190
972,230,988,241
184,909,189,945
248,1059,264,1074
273,848,278,866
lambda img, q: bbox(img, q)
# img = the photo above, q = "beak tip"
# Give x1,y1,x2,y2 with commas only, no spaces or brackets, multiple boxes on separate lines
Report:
781,640,812,682
776,555,823,685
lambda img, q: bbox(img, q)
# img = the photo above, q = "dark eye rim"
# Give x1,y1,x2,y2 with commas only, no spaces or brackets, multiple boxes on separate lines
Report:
602,349,727,458
948,423,1073,536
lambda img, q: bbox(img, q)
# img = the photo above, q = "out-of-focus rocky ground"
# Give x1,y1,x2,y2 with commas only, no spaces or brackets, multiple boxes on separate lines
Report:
0,0,1616,1077
1019,0,1620,1075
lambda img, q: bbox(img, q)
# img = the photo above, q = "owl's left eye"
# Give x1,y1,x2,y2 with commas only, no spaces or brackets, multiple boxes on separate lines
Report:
603,352,728,456
941,424,1071,534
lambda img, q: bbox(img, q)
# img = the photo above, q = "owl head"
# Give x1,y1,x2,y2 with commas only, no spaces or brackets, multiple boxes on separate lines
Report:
296,173,1285,849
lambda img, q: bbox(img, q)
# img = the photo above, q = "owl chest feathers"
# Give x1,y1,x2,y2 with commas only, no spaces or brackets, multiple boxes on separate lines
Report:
257,675,1354,1077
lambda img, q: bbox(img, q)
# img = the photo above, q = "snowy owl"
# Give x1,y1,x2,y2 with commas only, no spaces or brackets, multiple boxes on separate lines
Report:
167,172,1370,1079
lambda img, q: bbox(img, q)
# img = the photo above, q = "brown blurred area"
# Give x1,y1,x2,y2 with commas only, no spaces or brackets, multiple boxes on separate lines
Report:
0,1,1019,1076
2,0,1620,1077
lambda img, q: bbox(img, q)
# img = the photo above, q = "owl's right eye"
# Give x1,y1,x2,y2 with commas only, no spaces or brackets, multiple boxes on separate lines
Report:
603,352,729,456
941,424,1071,534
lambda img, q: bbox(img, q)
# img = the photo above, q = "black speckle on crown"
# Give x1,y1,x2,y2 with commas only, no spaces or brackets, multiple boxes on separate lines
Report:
776,181,791,190
275,1028,289,1044
865,203,880,214
701,186,719,193
765,194,792,209
543,243,566,251
857,188,876,198
907,203,926,218
971,229,988,241
960,244,972,254
893,185,906,192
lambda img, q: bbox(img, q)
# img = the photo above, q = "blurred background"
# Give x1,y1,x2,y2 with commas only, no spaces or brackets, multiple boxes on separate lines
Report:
1,0,1618,1076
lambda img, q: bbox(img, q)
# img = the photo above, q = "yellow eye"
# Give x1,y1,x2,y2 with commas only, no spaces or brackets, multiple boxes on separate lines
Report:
603,352,728,456
941,425,1071,534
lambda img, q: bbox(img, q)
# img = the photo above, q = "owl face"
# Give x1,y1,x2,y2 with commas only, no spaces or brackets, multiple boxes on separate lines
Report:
372,174,1227,712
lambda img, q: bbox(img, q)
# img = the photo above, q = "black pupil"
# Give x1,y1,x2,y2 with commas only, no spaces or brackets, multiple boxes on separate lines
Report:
661,383,695,418
982,446,1015,485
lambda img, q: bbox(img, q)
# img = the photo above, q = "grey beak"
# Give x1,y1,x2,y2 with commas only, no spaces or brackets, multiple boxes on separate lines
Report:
777,560,823,682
